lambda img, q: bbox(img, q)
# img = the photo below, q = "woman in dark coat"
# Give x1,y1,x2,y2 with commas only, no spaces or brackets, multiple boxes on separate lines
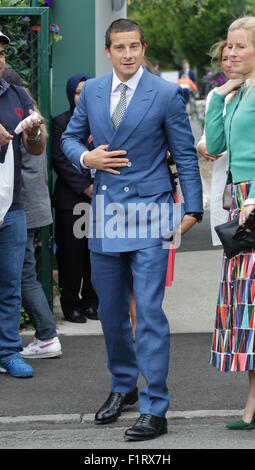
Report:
52,73,98,323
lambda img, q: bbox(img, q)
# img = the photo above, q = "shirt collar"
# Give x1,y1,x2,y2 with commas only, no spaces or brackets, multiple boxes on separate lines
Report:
112,65,144,92
0,77,9,95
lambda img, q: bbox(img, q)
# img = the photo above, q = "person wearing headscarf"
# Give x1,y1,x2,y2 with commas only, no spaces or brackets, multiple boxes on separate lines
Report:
52,73,98,323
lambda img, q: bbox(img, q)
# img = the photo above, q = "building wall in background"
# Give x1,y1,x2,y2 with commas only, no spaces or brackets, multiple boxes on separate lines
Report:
51,0,126,117
95,0,126,77
51,0,95,117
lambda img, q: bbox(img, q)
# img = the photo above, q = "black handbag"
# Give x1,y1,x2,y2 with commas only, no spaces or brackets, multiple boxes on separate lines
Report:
215,211,255,259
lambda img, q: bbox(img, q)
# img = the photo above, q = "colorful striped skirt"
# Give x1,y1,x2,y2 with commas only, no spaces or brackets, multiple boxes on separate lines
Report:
210,182,255,372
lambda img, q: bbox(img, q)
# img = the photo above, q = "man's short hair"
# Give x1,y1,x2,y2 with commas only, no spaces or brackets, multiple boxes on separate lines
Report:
105,18,145,49
0,31,10,45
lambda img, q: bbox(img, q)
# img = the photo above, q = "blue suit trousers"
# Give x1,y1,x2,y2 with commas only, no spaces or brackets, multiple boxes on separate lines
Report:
91,244,170,417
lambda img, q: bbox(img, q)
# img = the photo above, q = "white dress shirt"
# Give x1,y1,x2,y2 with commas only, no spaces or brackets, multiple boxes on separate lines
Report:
80,66,144,169
110,65,144,115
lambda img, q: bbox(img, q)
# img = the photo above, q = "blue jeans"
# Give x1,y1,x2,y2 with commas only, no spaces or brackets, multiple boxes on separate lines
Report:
0,210,27,362
21,229,57,340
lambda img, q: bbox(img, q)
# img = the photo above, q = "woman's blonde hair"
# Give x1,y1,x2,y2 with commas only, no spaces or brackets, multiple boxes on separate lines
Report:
228,16,255,95
209,39,227,66
142,56,158,75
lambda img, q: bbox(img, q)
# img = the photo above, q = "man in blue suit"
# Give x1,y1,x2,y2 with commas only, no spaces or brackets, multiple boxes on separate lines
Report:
61,19,203,441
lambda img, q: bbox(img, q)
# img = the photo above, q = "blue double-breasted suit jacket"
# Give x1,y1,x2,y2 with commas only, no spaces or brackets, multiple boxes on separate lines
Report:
61,68,203,253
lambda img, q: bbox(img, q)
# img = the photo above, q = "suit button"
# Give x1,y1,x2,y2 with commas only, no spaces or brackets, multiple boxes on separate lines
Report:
127,161,132,167
102,185,107,190
124,186,129,192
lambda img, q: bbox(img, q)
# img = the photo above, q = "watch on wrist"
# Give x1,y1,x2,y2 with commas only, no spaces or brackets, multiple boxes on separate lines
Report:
186,212,203,223
28,128,41,142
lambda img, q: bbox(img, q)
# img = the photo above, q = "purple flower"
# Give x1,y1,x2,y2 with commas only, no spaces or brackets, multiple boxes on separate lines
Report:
43,0,52,6
217,74,226,85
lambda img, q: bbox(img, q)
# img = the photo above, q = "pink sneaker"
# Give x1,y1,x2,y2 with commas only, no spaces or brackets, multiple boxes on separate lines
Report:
20,336,62,359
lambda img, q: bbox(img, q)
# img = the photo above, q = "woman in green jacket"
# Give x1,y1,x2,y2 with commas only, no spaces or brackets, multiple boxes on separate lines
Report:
206,16,255,430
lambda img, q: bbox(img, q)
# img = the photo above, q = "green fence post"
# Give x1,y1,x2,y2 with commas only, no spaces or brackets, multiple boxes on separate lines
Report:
0,6,53,307
39,7,53,307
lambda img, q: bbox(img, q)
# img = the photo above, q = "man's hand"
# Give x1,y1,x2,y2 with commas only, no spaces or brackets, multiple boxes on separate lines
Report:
84,184,93,198
0,123,13,146
22,109,46,155
179,214,198,235
21,109,44,140
83,144,129,175
197,142,223,162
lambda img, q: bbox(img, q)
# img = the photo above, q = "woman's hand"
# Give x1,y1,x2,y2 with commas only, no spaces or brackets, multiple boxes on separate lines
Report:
215,78,245,97
197,142,223,161
239,204,255,227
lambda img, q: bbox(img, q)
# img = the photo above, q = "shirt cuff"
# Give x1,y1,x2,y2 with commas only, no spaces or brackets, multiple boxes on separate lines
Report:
243,198,255,206
80,151,90,169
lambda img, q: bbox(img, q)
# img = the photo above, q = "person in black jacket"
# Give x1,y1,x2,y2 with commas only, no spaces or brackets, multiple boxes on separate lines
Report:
52,73,98,323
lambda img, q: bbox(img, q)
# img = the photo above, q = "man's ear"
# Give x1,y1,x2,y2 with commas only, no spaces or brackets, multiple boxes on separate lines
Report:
105,46,111,59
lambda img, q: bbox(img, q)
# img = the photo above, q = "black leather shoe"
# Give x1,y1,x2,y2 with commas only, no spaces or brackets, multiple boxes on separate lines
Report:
95,388,138,424
124,414,167,441
84,307,99,320
64,308,87,323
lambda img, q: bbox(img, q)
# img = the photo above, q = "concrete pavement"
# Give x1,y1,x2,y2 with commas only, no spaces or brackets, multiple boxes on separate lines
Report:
0,416,253,449
3,232,249,450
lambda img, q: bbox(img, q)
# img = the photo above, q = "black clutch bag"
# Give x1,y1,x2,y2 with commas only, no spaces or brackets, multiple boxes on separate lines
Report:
215,211,255,259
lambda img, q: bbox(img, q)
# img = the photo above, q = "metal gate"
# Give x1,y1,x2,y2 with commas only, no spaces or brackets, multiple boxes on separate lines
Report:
0,6,52,305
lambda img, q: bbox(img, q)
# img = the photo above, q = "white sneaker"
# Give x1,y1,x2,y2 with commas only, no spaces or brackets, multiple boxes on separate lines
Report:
20,336,62,359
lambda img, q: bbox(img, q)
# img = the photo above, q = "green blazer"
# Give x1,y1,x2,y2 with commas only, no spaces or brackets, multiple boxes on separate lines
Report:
205,86,255,199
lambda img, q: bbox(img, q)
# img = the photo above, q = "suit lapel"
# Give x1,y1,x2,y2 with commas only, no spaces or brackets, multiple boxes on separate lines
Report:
108,69,157,150
95,73,115,143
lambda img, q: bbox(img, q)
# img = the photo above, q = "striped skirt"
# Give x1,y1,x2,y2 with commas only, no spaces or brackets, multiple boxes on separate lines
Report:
210,182,255,372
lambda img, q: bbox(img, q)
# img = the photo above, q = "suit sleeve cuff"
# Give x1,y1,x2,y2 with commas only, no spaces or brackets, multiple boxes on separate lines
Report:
80,151,90,169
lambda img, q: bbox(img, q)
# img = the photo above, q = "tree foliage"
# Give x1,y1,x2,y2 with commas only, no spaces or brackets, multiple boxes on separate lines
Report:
127,0,177,69
0,0,46,83
0,0,45,5
128,0,255,76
